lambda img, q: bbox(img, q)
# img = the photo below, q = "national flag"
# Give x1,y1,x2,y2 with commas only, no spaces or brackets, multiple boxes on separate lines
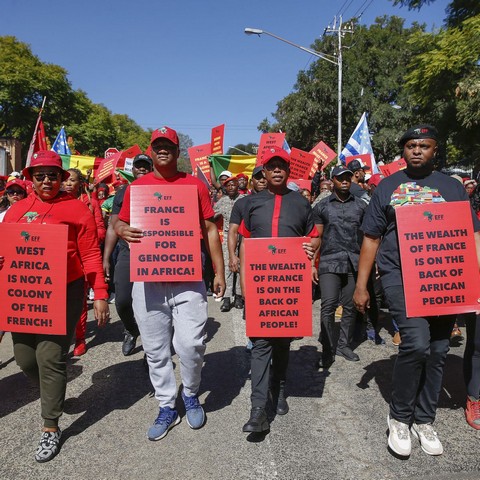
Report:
209,155,257,180
51,127,71,155
340,112,379,174
60,154,101,178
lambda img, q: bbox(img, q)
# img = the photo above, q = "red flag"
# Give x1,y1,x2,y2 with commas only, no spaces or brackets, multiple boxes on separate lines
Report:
211,124,225,155
26,118,48,167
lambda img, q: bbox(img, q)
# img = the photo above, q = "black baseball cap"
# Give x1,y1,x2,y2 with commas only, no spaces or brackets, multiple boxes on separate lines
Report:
133,153,153,166
331,165,353,178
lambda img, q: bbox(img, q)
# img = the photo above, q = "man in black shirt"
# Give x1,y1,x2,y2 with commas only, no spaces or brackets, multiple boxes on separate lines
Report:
239,147,319,433
312,165,367,367
346,158,370,204
354,125,480,458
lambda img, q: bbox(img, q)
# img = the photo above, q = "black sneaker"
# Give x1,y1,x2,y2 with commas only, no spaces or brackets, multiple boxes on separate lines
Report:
336,346,360,362
234,295,245,309
35,428,62,463
220,298,231,312
122,332,137,356
317,353,335,369
242,407,269,433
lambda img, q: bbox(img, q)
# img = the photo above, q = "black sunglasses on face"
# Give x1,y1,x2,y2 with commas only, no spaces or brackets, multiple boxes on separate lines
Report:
6,189,25,196
33,172,60,182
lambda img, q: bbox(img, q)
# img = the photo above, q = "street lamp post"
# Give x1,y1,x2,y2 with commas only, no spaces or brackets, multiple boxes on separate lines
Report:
244,26,344,160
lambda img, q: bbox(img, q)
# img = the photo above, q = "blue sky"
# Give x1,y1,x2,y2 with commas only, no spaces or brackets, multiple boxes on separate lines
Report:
3,0,450,151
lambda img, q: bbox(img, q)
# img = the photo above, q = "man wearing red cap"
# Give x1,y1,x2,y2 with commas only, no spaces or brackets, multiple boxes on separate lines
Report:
239,147,318,433
115,127,225,441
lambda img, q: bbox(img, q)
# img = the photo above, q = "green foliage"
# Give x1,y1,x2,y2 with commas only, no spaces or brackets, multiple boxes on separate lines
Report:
226,143,258,155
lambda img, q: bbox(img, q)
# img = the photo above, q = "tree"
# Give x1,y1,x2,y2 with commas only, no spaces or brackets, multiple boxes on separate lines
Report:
226,143,258,155
263,16,427,162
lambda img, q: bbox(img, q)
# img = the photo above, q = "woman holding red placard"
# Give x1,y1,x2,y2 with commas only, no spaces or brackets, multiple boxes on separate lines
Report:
0,150,109,463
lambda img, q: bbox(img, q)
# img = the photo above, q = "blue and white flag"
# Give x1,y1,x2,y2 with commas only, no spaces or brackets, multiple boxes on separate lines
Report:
339,112,379,173
51,127,71,155
282,137,291,154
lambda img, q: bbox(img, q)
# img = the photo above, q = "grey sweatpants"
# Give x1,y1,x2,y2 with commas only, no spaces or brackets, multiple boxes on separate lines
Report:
132,281,208,408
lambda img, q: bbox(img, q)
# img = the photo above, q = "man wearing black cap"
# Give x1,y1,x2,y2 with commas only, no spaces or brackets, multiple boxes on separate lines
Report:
103,153,153,356
239,147,318,433
312,165,367,367
346,158,370,204
353,124,480,457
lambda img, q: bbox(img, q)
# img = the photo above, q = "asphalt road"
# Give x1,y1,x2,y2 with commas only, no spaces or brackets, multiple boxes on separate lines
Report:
1,299,479,480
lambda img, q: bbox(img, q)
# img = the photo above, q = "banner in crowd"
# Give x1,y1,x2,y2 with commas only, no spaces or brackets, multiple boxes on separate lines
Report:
256,133,286,166
396,201,480,317
0,224,68,335
379,158,407,177
211,124,225,155
289,147,316,180
129,185,202,282
209,154,256,181
309,140,337,177
244,237,312,337
189,143,212,182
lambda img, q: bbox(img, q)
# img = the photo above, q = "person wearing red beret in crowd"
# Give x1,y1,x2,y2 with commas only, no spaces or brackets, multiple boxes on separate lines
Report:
0,150,109,463
0,178,27,221
63,168,107,356
237,173,249,195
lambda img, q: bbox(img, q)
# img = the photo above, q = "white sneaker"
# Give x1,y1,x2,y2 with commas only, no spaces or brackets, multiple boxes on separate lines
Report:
387,415,411,456
411,422,443,456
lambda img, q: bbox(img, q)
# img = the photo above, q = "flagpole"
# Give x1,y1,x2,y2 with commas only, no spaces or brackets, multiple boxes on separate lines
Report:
25,96,47,167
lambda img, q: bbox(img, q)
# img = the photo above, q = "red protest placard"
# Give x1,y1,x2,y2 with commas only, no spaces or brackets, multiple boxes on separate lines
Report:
211,124,225,155
188,143,212,182
289,147,315,180
396,201,480,317
244,237,312,337
129,185,202,282
256,133,286,166
379,158,406,177
0,224,68,335
309,140,337,177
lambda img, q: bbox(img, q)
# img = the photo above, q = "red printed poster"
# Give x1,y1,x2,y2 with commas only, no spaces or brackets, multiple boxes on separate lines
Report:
129,185,202,282
0,224,68,335
309,140,337,177
256,133,286,166
211,124,225,155
188,143,212,182
379,158,406,177
396,202,480,317
244,237,312,337
289,147,315,180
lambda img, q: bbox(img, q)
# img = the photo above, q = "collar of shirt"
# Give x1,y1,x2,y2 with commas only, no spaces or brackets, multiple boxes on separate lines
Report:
328,191,355,203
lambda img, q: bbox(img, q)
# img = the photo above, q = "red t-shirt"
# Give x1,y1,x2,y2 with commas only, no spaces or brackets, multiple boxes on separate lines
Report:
118,172,215,231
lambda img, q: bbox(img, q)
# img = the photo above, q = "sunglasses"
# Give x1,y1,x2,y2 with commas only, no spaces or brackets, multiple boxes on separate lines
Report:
33,172,60,182
6,189,25,196
151,144,177,154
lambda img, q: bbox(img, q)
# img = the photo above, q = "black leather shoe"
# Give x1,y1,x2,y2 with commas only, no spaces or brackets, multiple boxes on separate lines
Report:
220,298,231,312
271,383,289,415
122,332,137,356
336,346,360,362
242,407,269,433
234,295,245,309
317,353,335,369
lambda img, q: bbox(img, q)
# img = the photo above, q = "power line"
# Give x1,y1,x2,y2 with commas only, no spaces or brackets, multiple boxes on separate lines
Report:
335,0,350,18
340,0,357,18
352,0,375,19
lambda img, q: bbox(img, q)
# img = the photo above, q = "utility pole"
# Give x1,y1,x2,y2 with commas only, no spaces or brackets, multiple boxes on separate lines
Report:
324,16,353,162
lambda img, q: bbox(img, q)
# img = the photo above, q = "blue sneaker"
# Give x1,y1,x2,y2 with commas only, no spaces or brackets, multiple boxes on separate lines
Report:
182,391,205,429
147,406,180,441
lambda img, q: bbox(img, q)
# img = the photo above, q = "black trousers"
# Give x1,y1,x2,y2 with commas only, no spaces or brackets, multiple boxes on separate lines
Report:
319,271,356,353
114,248,139,337
464,313,480,399
383,285,455,424
250,337,291,408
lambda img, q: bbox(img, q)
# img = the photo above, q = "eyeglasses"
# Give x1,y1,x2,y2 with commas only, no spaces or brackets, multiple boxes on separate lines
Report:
33,172,60,182
6,189,25,196
151,144,177,154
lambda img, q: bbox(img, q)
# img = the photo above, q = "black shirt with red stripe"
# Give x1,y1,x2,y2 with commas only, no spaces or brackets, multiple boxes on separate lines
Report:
238,189,318,239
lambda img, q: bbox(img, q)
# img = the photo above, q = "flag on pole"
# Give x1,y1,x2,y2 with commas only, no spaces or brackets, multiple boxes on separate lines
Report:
52,127,71,155
339,112,379,174
26,97,48,167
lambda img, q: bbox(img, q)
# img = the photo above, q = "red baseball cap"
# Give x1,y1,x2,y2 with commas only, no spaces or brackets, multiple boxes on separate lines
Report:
150,126,179,146
262,147,291,166
22,150,70,181
5,179,27,192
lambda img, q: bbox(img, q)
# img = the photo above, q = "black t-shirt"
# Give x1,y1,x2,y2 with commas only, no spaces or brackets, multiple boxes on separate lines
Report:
239,189,317,239
111,185,129,252
230,194,250,226
362,169,480,288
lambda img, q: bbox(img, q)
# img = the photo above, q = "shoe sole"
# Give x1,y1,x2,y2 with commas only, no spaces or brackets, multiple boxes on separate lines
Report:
147,415,181,441
387,415,411,457
411,425,443,455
